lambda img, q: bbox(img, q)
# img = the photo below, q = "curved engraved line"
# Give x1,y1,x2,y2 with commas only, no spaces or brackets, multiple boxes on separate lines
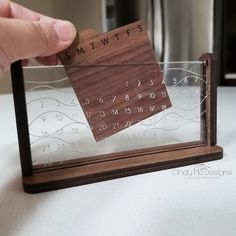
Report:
169,89,208,98
173,96,207,111
170,75,206,87
174,131,205,140
143,129,205,139
142,119,205,131
26,85,74,94
27,97,79,106
30,136,74,146
29,122,89,138
162,135,202,143
140,112,185,126
144,120,204,132
25,77,68,84
184,109,206,118
141,109,207,127
29,110,87,127
141,129,205,143
161,67,205,77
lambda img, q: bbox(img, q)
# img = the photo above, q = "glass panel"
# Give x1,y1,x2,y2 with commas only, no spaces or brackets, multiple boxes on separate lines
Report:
23,62,206,167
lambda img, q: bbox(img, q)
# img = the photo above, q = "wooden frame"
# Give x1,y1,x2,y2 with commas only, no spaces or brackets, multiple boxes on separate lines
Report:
11,53,223,194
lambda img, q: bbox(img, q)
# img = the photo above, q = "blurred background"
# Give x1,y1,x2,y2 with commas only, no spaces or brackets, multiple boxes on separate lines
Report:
2,0,236,93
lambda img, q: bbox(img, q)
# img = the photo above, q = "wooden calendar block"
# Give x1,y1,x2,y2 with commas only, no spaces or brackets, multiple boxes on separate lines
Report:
59,21,171,141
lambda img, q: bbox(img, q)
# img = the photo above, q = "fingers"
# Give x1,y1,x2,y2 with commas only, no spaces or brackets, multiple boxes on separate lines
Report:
22,59,29,66
0,18,76,73
36,55,59,66
37,29,98,67
0,0,11,18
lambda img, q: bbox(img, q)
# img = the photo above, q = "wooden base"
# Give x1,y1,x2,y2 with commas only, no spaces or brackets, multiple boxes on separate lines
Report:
23,145,223,194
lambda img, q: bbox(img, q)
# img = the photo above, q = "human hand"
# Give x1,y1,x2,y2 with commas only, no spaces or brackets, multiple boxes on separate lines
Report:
0,0,76,78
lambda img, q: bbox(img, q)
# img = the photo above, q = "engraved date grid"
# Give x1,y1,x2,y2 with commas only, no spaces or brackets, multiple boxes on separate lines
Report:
24,63,207,167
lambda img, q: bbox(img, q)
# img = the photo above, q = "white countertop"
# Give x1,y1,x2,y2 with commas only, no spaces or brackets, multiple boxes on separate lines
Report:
0,87,236,236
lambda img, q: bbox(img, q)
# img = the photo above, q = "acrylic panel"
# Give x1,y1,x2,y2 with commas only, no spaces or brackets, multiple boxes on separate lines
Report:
23,61,206,168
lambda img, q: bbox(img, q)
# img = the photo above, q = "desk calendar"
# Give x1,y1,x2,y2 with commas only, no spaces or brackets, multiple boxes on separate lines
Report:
11,22,223,193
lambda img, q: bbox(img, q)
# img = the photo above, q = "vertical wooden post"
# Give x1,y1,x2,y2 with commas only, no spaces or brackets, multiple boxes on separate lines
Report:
200,53,216,146
11,61,33,176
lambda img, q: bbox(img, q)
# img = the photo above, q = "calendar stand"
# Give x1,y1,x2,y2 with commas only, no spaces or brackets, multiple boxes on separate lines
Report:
11,53,223,193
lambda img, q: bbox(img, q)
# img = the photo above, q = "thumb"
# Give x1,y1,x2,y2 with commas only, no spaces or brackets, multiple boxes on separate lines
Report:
0,18,76,73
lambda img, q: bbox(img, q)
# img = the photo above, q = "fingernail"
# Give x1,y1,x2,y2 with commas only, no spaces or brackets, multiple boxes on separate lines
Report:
54,21,76,42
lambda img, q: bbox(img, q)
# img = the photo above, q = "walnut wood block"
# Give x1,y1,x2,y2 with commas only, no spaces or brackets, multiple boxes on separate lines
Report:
23,145,223,193
59,21,171,141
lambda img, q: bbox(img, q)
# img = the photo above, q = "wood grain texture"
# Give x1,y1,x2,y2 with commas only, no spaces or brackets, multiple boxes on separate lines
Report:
23,145,223,193
59,21,171,141
200,53,216,146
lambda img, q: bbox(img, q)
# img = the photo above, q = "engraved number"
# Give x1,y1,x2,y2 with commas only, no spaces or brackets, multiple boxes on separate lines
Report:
99,124,107,131
150,106,155,112
41,131,49,137
42,144,51,153
125,108,132,114
149,93,156,99
86,112,92,118
112,96,117,102
138,94,143,100
99,111,106,117
99,97,104,104
56,114,63,121
125,95,130,101
125,121,132,127
57,144,66,151
173,78,177,85
113,122,120,130
85,98,90,104
161,104,167,110
112,109,119,115
137,107,144,113
161,92,167,98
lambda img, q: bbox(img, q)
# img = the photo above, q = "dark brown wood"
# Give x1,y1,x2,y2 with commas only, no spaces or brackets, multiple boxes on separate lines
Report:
59,21,171,141
11,61,33,176
200,53,216,146
24,145,223,193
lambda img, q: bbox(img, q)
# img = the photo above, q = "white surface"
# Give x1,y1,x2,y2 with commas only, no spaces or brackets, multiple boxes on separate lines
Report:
0,87,236,236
